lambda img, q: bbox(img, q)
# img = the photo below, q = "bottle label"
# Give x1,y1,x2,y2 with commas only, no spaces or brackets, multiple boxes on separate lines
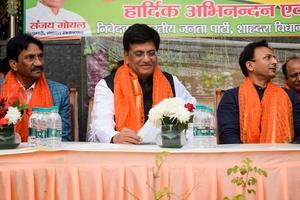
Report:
47,128,61,137
210,129,216,136
37,130,47,139
29,128,36,137
193,128,210,136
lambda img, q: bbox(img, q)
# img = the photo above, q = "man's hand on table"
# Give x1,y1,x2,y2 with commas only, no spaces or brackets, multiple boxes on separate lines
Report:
112,128,142,144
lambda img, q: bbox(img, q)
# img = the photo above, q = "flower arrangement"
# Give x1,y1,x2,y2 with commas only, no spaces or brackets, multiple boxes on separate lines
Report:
0,95,28,126
149,97,195,133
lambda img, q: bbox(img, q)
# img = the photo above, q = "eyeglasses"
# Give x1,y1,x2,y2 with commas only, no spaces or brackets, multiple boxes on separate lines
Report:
129,50,157,59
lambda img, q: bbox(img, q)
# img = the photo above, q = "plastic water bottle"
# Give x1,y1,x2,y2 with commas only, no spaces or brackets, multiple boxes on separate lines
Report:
28,107,39,147
193,104,211,147
47,106,62,147
206,106,217,147
186,122,194,147
36,107,49,147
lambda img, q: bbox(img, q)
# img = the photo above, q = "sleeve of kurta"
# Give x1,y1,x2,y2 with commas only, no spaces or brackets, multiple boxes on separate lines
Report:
88,79,119,143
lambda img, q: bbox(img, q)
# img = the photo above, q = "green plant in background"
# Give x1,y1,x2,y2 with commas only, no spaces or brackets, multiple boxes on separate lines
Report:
152,151,172,200
152,151,198,200
224,158,268,200
200,71,233,90
124,151,198,200
123,151,173,200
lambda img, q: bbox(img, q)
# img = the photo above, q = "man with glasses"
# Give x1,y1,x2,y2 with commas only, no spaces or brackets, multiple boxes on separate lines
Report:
217,40,300,144
282,56,300,99
89,23,196,144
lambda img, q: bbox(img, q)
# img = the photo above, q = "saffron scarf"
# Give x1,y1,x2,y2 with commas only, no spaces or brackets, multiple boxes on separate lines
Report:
282,82,290,90
114,64,174,132
1,71,53,142
239,78,294,143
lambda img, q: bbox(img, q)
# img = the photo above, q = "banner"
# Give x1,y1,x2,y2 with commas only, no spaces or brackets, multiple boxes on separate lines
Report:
24,0,300,40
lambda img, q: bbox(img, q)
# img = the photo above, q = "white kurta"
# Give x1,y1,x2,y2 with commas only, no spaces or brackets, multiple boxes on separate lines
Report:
88,75,197,143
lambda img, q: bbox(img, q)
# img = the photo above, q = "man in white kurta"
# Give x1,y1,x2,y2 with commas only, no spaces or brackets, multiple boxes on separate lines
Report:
88,24,197,144
26,0,91,38
89,75,197,143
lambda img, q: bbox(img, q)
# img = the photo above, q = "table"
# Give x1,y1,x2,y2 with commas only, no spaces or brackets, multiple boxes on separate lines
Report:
1,143,300,200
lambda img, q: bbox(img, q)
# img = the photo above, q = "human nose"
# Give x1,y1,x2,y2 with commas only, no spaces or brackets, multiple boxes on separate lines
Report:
142,53,151,62
33,57,43,66
272,56,278,64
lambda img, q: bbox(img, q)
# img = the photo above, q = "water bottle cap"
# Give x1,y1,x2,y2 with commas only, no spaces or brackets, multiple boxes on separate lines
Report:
196,104,213,112
51,106,59,112
39,107,51,113
206,107,213,113
32,107,39,112
196,104,207,110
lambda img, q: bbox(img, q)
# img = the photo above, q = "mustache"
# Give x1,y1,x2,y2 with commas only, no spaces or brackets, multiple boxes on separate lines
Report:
32,65,44,71
32,65,43,68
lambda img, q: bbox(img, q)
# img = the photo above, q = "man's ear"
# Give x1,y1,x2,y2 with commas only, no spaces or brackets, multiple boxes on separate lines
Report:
246,61,254,72
123,51,129,65
9,60,18,71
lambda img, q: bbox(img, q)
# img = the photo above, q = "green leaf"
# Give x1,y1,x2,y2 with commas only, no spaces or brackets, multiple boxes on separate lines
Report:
247,177,257,185
232,177,244,186
227,168,233,175
19,105,28,111
262,170,268,177
247,189,256,195
233,194,245,200
239,167,247,175
155,151,170,166
12,98,20,107
233,165,239,173
155,187,170,199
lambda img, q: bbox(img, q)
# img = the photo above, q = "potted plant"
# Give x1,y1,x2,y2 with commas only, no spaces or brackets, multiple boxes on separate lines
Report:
0,95,27,148
149,97,194,148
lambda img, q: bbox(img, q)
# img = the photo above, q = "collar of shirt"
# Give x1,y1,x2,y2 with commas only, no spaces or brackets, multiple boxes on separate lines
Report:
17,80,36,103
254,84,265,100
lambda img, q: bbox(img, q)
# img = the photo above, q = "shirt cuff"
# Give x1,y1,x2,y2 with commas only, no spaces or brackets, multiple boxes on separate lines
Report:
110,131,120,143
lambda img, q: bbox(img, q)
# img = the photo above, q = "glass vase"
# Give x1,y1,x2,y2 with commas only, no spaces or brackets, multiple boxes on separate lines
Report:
156,124,186,148
0,124,20,149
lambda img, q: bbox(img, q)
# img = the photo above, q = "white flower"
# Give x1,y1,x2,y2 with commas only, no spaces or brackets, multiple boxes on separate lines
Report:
149,97,193,128
5,106,21,125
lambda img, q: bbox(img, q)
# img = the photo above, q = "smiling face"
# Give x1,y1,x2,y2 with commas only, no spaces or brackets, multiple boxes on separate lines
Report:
246,46,278,81
124,41,158,80
286,58,300,93
9,43,44,88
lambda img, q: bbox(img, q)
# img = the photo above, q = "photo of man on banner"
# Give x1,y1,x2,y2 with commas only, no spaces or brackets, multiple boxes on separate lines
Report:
26,0,92,39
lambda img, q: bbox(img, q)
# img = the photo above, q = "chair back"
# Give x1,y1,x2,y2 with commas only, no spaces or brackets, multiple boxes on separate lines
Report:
215,89,225,144
69,88,79,141
86,96,94,140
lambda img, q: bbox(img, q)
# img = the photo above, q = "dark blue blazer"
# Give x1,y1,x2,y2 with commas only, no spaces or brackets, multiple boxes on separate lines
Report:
217,86,300,144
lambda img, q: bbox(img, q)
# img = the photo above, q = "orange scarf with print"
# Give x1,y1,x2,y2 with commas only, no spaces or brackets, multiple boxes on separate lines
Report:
1,71,53,142
239,78,294,143
114,64,174,132
282,82,290,90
